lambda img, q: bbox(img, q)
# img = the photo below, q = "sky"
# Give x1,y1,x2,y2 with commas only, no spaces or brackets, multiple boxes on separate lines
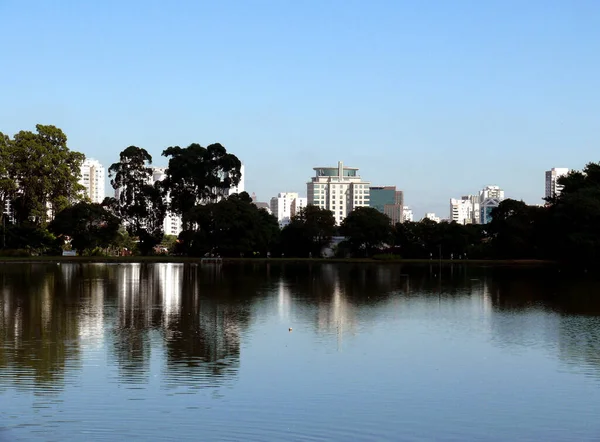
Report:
1,0,599,218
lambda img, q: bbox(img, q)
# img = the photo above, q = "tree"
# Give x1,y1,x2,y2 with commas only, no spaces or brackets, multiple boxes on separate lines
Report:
340,207,392,257
0,132,17,231
179,192,279,257
545,163,600,262
487,199,544,259
162,143,242,229
280,205,336,257
8,125,85,225
108,146,166,255
49,202,120,255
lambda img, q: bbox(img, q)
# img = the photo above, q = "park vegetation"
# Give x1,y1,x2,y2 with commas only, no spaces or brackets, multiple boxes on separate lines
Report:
1,125,600,264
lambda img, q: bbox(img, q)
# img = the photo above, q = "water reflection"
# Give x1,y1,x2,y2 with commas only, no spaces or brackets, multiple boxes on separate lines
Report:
2,262,600,394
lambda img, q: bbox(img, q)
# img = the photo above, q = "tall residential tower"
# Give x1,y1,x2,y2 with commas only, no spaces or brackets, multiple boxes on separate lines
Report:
545,168,569,199
79,158,105,203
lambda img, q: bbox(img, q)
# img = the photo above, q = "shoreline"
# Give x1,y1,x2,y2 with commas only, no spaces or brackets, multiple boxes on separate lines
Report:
0,256,556,266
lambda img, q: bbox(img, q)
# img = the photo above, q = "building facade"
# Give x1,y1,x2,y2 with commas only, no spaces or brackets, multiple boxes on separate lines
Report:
307,161,371,225
545,167,569,199
403,206,413,222
79,158,105,203
270,192,304,228
370,186,404,224
479,185,505,224
291,197,307,218
450,195,480,224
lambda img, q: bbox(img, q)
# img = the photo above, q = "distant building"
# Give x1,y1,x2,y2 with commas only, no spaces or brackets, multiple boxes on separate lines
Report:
450,195,480,224
369,186,404,224
423,212,440,223
479,185,505,224
307,161,371,226
250,192,271,214
450,197,472,225
270,192,305,228
291,197,307,218
545,167,569,199
228,164,245,196
79,158,105,204
402,206,413,222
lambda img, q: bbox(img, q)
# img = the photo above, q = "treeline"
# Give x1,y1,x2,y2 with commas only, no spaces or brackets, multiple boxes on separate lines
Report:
1,125,599,262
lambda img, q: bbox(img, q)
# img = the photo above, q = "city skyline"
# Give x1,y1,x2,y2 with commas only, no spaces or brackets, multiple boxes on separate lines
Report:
81,155,570,221
1,1,598,218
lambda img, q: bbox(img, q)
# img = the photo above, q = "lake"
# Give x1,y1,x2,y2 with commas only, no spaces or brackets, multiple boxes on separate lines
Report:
1,262,600,441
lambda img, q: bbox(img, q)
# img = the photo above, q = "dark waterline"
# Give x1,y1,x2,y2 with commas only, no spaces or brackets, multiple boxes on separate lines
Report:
1,263,600,441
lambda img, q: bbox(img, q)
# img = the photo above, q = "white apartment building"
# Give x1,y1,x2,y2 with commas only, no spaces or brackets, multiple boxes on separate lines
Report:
545,167,569,199
450,195,480,224
423,212,440,223
270,192,304,228
402,206,413,222
291,197,307,218
450,197,472,225
306,161,371,226
479,185,505,224
79,158,105,203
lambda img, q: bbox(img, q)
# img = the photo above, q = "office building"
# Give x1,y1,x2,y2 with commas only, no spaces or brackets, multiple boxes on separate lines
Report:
79,158,105,204
370,186,404,224
479,185,505,224
307,161,371,225
545,167,569,199
403,206,413,222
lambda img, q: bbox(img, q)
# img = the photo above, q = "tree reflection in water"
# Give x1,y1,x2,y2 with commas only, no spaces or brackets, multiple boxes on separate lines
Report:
2,262,600,393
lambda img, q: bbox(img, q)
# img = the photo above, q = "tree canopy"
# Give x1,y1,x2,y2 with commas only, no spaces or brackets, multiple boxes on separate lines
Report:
49,202,120,255
7,125,85,225
162,143,242,229
178,192,279,257
108,146,166,255
280,205,336,257
340,207,392,257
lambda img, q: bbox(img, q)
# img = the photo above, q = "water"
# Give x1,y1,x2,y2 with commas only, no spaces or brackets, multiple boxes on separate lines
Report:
1,263,600,441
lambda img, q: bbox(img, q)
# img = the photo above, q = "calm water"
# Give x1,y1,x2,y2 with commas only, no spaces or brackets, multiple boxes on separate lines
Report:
1,263,600,441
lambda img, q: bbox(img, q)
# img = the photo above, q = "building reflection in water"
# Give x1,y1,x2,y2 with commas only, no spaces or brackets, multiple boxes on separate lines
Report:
3,262,600,393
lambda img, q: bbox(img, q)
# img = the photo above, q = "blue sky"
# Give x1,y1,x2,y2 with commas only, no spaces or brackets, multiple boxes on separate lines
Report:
1,0,598,218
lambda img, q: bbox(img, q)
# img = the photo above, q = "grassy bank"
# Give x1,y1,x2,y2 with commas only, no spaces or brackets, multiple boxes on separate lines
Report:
0,255,556,266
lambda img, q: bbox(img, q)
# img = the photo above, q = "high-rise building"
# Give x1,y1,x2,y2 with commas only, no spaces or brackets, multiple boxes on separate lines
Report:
545,167,569,199
369,186,404,224
402,206,413,222
479,185,505,224
79,158,105,203
270,192,304,228
450,197,472,225
450,195,480,224
307,161,371,226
